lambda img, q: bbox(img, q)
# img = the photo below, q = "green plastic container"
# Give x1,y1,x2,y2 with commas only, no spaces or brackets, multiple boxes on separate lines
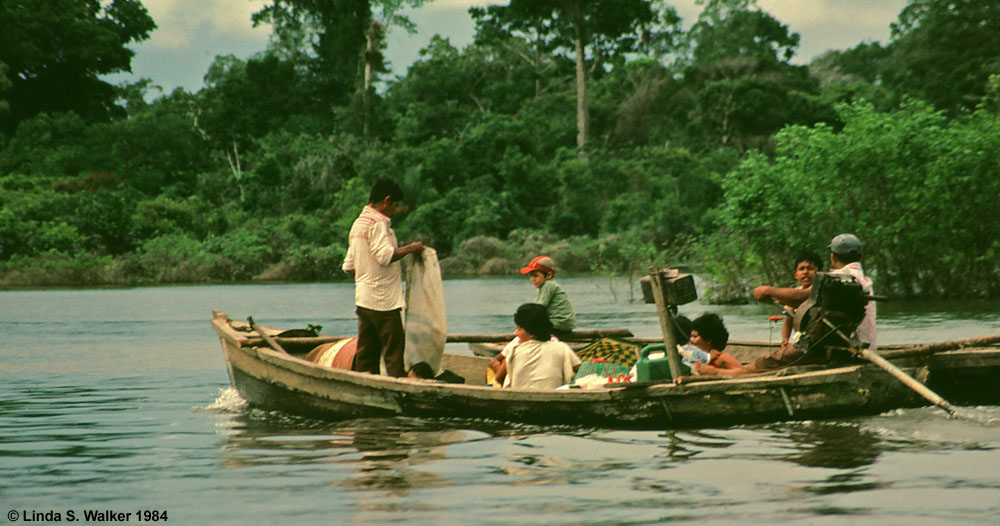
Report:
636,344,673,381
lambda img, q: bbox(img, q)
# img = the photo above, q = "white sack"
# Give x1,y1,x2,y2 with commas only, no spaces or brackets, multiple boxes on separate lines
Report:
404,247,447,373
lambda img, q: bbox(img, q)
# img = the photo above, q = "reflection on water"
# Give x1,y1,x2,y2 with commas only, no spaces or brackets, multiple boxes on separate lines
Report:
214,398,478,495
202,384,1000,524
1,382,153,471
3,282,1000,525
784,422,883,469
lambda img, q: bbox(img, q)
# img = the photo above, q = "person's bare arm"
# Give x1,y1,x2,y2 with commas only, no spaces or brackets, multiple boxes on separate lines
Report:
489,353,504,373
709,350,742,369
493,357,507,385
391,241,424,262
753,285,810,307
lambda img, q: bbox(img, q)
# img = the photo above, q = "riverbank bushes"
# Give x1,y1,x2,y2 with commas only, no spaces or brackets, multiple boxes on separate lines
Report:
716,98,1000,299
3,97,999,299
0,228,662,288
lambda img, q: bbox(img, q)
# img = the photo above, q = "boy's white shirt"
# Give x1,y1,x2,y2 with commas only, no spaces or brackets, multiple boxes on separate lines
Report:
502,339,581,389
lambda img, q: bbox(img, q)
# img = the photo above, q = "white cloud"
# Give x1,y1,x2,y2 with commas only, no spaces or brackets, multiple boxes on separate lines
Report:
141,0,271,51
759,0,903,29
758,0,906,62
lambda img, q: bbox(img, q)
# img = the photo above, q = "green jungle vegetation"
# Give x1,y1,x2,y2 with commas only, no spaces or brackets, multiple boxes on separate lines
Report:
1,0,998,301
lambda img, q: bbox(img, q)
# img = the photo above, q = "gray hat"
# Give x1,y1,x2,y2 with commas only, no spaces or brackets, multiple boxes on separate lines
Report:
828,233,862,256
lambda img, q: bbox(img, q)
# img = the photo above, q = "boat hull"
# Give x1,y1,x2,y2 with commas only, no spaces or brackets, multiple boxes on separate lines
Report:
214,312,1000,428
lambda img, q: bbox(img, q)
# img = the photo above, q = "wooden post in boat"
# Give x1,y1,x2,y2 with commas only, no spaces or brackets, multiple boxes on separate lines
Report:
648,266,684,381
248,316,290,355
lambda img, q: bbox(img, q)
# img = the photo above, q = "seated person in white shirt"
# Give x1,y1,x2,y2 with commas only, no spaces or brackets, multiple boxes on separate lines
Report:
490,303,582,389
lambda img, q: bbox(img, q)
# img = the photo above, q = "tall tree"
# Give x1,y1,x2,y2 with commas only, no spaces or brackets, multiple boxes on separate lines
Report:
0,0,155,133
686,0,799,65
253,0,371,109
676,0,829,152
809,43,894,111
253,0,426,134
475,0,655,151
0,61,10,131
470,5,568,100
881,0,1000,114
362,1,429,135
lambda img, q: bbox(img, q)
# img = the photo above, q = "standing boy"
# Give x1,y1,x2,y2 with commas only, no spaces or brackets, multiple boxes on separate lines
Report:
342,178,424,377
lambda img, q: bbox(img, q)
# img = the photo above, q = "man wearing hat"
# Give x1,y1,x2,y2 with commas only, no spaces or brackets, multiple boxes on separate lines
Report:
696,233,876,376
824,233,876,350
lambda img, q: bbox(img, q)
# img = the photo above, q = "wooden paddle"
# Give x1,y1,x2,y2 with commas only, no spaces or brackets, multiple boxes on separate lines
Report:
817,318,958,417
776,299,959,416
248,316,290,354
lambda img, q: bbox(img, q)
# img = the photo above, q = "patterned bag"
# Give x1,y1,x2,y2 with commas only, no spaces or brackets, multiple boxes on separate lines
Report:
572,337,641,383
574,337,641,368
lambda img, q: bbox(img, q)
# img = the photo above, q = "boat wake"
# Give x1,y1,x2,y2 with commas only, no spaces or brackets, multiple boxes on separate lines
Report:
203,387,248,413
203,387,340,428
866,405,1000,448
950,405,1000,426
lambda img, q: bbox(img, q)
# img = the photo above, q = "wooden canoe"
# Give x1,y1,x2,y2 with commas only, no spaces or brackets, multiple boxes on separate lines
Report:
211,311,1000,429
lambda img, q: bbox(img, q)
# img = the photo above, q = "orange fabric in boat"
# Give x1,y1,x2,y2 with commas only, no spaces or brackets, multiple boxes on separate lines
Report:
304,337,358,370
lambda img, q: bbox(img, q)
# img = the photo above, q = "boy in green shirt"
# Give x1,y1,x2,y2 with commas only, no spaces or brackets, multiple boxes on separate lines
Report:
520,256,577,334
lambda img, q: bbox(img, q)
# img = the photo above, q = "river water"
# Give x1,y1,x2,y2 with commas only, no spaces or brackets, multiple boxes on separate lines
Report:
2,278,999,525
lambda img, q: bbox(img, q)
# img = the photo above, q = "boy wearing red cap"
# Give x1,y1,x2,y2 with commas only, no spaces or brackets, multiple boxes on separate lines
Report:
521,256,576,333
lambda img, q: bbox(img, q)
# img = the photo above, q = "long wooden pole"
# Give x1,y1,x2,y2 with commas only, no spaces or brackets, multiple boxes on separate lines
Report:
878,334,1000,360
858,347,957,416
819,319,957,417
248,316,290,355
648,267,684,381
244,330,643,349
445,328,633,343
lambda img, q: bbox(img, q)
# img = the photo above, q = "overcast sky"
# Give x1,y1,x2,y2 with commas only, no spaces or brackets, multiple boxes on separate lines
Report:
112,0,908,95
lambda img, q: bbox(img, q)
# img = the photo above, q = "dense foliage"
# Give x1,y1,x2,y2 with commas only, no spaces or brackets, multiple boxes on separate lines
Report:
1,0,998,301
714,99,1000,299
0,0,155,133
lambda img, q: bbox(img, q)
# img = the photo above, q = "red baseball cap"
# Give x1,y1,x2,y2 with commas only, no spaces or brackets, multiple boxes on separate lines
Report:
520,256,556,275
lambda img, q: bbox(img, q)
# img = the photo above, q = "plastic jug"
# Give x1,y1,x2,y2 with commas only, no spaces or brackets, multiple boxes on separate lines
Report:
636,344,673,382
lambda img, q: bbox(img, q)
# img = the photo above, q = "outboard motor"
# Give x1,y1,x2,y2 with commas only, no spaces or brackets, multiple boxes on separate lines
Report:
792,272,870,362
